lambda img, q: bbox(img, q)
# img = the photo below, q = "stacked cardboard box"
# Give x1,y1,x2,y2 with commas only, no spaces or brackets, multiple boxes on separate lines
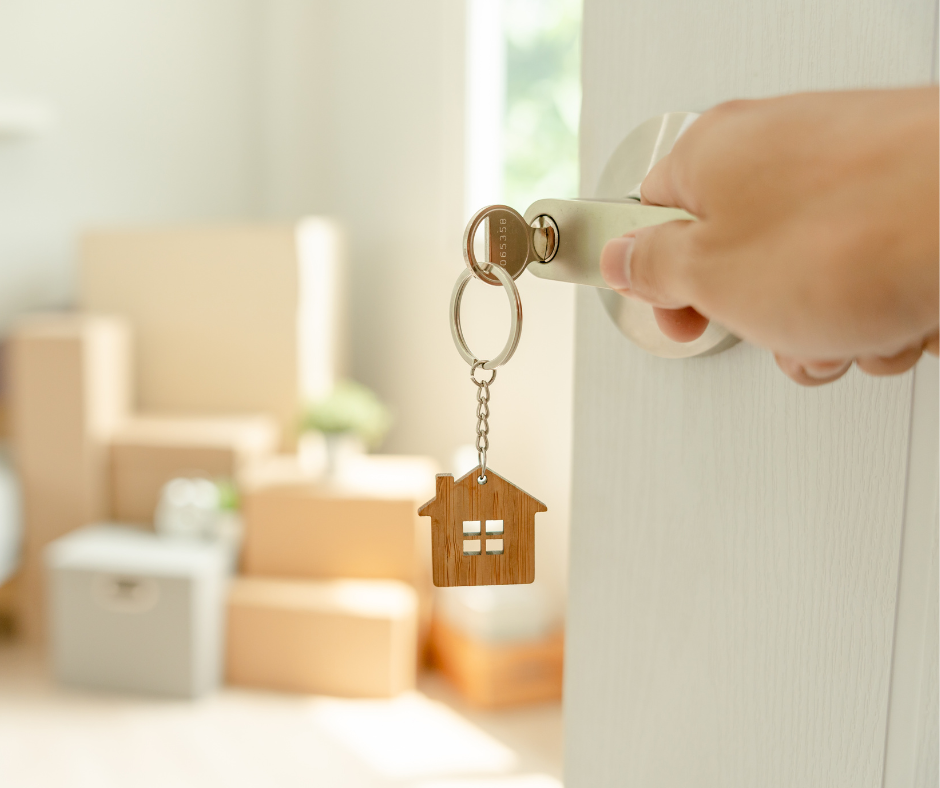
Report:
79,221,344,447
8,314,131,642
9,219,343,650
226,453,436,696
226,577,417,697
7,223,440,702
110,415,279,525
7,313,282,642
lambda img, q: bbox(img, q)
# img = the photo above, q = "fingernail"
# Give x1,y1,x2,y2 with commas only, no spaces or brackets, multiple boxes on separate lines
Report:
600,236,634,291
802,360,851,379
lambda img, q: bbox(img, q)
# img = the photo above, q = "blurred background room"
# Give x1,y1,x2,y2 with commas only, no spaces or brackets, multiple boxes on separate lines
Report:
0,1,580,786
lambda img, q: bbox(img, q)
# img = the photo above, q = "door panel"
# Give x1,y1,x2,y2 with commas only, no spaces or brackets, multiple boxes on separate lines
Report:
566,2,938,786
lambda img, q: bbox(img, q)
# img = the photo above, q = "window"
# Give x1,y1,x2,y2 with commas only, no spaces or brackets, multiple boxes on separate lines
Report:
463,521,505,556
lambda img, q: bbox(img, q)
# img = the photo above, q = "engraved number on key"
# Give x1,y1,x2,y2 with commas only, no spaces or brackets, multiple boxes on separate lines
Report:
462,205,532,285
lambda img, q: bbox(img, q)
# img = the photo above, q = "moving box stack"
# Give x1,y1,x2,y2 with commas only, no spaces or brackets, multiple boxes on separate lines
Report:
5,220,435,700
228,453,435,697
9,314,132,644
79,220,344,447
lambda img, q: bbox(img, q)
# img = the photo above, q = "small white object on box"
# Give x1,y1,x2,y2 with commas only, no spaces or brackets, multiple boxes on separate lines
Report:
46,525,227,698
155,477,243,573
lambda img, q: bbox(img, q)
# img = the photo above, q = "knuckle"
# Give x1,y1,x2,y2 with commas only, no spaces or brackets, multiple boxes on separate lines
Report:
676,226,714,299
710,98,754,117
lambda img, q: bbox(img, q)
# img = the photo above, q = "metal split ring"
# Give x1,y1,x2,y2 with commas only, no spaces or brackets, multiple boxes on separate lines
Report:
470,361,497,387
450,264,523,370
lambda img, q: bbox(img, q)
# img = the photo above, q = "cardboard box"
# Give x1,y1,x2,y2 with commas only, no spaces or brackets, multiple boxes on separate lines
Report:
80,221,344,447
240,454,435,586
47,525,227,698
8,314,131,642
225,576,417,697
429,616,564,708
240,454,437,658
242,488,425,583
110,415,279,524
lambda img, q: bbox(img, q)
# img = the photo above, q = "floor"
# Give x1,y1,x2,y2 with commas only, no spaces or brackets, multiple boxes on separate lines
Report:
0,644,563,788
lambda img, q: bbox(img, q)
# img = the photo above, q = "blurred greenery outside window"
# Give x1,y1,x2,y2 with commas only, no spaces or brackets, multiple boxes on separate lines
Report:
503,0,581,210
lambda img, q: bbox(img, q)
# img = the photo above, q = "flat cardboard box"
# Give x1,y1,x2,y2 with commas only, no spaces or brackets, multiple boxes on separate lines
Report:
80,221,345,447
110,415,279,524
429,616,564,708
225,576,417,697
8,314,132,642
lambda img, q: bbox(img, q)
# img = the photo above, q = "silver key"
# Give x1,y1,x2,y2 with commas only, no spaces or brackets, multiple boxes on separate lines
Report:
463,204,538,285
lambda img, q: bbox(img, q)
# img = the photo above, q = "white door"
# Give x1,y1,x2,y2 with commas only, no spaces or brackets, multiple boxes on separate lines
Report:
565,2,939,787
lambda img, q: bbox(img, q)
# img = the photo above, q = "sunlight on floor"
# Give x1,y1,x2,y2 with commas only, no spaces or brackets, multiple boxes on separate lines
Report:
308,694,517,780
0,645,563,788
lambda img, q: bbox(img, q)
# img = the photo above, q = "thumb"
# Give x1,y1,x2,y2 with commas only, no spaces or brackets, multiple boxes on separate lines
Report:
600,220,697,308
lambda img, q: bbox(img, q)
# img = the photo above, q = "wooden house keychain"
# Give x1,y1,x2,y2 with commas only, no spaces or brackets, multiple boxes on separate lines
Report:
418,205,547,587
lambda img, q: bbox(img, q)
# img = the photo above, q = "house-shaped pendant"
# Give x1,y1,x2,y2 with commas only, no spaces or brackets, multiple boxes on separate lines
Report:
418,466,547,587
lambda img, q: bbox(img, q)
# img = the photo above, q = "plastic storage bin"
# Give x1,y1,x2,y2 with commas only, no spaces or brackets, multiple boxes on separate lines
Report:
46,525,227,698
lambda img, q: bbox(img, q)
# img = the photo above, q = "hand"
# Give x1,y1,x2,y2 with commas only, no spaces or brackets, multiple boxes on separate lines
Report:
600,88,939,385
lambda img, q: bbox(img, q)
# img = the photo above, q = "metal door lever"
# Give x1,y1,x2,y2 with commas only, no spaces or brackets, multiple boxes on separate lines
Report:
463,112,737,358
522,199,695,289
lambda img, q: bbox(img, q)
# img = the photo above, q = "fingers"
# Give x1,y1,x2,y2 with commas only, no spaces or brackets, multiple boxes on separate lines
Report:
856,344,923,376
599,221,698,308
924,331,939,356
653,306,710,343
775,355,853,386
640,152,684,209
775,342,927,387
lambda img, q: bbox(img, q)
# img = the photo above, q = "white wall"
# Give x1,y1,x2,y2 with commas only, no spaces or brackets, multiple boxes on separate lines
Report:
0,0,265,331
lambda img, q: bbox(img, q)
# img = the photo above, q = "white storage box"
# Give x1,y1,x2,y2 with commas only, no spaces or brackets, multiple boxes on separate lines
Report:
45,525,227,698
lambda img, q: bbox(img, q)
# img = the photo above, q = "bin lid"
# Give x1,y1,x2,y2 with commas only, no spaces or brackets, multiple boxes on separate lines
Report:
45,524,227,577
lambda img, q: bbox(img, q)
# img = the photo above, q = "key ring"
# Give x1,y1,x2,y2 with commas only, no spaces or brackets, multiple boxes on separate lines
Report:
449,263,523,370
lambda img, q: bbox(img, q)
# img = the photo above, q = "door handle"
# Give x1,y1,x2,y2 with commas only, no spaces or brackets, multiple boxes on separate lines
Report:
465,112,737,358
522,198,695,290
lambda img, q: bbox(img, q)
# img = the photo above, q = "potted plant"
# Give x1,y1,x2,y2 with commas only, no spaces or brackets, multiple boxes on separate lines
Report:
300,381,392,475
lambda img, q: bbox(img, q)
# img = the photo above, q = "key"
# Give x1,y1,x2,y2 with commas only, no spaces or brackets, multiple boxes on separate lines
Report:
462,204,537,285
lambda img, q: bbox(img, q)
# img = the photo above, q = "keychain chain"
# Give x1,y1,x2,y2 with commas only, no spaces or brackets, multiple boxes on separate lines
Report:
470,360,497,484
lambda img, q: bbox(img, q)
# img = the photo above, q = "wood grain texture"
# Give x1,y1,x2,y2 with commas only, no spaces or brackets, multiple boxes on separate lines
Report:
419,467,546,587
566,2,936,786
882,357,940,788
